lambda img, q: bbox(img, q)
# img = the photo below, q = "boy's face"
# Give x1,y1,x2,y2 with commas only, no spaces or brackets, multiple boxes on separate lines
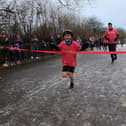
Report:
64,34,72,41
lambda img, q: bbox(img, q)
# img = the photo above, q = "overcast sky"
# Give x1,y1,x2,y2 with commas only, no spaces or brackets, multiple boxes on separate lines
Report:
7,0,126,29
81,0,126,29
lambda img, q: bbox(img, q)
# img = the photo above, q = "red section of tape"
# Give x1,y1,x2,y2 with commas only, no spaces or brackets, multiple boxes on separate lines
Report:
0,46,126,55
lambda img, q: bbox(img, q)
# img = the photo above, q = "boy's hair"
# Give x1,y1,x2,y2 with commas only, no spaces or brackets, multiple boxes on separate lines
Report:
63,31,73,37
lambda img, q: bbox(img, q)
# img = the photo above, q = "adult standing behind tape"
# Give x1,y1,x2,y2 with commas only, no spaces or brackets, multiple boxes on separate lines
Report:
14,34,24,64
104,23,119,64
0,33,10,67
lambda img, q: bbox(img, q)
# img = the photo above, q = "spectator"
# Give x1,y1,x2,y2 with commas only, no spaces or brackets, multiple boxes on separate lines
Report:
39,40,46,50
0,33,2,44
9,42,16,66
120,40,124,47
76,36,82,45
49,35,56,51
56,34,62,45
89,36,95,51
14,34,24,64
31,35,39,60
99,37,104,50
103,38,108,51
95,36,100,50
0,34,3,62
81,36,88,50
0,33,10,67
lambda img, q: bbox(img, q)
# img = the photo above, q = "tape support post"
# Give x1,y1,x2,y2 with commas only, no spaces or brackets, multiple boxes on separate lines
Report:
0,47,126,55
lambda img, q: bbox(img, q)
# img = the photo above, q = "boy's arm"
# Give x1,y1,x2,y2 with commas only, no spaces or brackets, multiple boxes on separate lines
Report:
75,42,82,51
50,43,60,50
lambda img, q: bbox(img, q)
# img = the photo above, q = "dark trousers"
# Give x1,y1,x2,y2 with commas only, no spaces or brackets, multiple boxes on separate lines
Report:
108,44,117,61
1,48,10,63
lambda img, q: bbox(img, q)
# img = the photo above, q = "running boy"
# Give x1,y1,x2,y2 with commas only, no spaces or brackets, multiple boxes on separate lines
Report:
58,31,82,89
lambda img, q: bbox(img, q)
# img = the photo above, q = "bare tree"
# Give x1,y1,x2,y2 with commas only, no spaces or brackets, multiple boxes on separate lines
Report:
57,0,95,9
0,0,118,45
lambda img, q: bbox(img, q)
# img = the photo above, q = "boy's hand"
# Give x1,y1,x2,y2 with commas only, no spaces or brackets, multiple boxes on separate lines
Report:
51,43,60,50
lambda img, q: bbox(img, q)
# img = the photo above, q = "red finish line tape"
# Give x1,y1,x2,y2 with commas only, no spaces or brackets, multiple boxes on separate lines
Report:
0,46,126,55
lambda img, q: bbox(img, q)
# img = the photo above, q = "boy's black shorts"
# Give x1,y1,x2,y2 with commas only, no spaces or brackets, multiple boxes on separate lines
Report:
62,66,75,73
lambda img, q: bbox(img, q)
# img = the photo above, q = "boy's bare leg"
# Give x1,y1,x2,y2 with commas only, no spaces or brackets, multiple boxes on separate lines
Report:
62,72,69,78
68,72,74,89
69,72,74,83
62,72,74,89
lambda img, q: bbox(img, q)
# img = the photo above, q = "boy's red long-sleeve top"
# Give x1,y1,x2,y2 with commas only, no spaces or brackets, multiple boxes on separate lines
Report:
58,41,81,67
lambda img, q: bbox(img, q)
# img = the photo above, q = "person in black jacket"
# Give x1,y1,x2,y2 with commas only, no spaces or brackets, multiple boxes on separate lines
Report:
31,36,39,60
81,36,88,50
56,34,62,45
0,34,3,80
0,33,10,67
49,35,56,51
0,34,3,59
